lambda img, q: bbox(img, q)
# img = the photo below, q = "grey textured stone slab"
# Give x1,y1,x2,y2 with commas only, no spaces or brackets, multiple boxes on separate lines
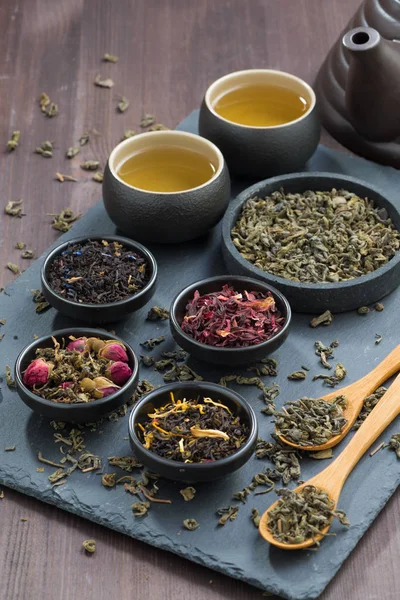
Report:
0,111,400,600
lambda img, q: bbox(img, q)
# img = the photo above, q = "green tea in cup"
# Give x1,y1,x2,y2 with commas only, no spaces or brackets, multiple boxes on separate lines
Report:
214,83,309,127
117,146,217,192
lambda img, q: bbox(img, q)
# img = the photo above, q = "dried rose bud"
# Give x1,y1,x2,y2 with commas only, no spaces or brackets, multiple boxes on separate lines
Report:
66,337,87,352
80,377,96,392
99,342,128,363
60,381,73,389
85,337,106,353
106,361,132,385
23,358,53,388
92,376,120,398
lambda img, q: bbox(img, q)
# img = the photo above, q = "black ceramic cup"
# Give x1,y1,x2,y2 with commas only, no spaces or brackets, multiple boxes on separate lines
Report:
198,69,320,179
221,172,400,313
102,130,231,243
128,381,258,482
169,275,291,366
41,235,157,325
15,328,139,423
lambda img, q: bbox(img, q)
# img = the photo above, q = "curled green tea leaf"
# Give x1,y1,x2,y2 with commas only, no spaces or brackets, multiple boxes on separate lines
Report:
183,518,199,530
94,75,114,88
7,130,20,151
5,199,24,217
82,539,96,553
132,501,150,517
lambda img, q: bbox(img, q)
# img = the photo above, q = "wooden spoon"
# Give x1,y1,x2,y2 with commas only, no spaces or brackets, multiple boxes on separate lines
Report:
277,344,400,452
259,371,400,550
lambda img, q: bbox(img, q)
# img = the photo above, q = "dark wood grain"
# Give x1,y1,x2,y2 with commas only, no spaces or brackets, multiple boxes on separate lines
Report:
1,1,397,599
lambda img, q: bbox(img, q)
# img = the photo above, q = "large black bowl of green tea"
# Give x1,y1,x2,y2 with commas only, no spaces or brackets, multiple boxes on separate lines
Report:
222,173,400,312
267,485,349,547
41,235,157,324
128,382,258,482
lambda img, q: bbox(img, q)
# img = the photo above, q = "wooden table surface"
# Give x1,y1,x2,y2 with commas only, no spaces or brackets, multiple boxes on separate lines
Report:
1,1,399,599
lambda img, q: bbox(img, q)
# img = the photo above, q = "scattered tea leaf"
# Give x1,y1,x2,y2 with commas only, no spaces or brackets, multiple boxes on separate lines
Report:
15,242,26,249
66,146,80,158
94,75,114,88
7,130,20,152
357,306,369,315
82,539,96,553
6,262,20,275
140,355,155,367
21,517,28,522
5,199,24,217
92,171,104,183
49,208,81,232
217,505,239,526
39,92,50,112
0,319,5,325
36,467,45,472
132,501,150,517
287,370,307,381
140,336,165,351
183,518,199,531
387,433,400,458
140,114,156,128
121,129,136,141
133,379,155,403
79,132,90,146
160,349,187,361
38,451,64,467
80,160,100,171
255,436,301,484
21,250,35,259
46,103,58,118
117,96,129,113
147,306,169,320
0,490,4,499
101,473,116,488
310,310,333,328
375,333,383,345
149,123,169,131
4,446,16,451
180,486,196,502
375,302,384,312
55,173,78,183
108,456,143,472
250,508,261,528
103,53,118,63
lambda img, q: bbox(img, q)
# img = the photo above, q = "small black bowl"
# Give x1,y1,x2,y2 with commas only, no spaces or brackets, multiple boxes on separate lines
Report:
169,275,291,366
41,235,157,325
222,172,400,313
15,328,139,423
128,381,258,482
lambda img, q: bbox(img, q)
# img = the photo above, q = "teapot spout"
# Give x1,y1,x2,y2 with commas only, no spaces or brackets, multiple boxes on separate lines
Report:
343,27,400,143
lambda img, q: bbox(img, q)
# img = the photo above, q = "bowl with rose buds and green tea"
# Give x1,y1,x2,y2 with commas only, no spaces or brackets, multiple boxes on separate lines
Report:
15,328,139,422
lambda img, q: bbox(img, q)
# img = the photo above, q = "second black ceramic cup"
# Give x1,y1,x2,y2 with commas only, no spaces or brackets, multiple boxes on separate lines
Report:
199,69,320,179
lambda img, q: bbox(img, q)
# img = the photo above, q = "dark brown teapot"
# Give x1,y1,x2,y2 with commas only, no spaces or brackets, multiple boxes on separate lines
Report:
315,0,400,168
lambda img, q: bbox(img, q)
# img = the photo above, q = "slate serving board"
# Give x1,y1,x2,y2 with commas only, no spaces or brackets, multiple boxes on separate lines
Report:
1,111,400,600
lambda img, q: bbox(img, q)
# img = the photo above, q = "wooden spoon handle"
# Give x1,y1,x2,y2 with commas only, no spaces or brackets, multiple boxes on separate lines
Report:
325,372,400,491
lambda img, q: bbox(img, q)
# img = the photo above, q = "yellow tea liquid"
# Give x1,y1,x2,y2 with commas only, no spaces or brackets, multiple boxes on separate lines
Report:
214,84,309,127
117,146,217,192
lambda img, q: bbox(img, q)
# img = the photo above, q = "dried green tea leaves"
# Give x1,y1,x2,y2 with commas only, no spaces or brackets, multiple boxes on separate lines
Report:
92,171,104,183
149,124,169,131
31,289,50,313
314,340,339,370
49,208,81,232
357,306,370,315
82,539,96,553
310,310,333,328
15,242,26,249
255,436,301,484
353,386,387,430
375,302,384,312
183,518,199,530
80,160,100,171
108,456,143,471
387,433,400,458
101,473,116,488
180,487,196,501
231,189,400,283
267,485,349,547
55,173,78,183
94,75,114,88
375,333,383,345
140,336,165,350
313,363,347,387
5,199,24,217
66,146,80,159
132,501,150,517
121,129,135,141
140,114,156,128
4,446,16,451
39,92,57,116
79,132,90,146
35,141,53,157
147,306,170,321
6,263,20,275
7,131,20,152
287,370,307,381
274,395,347,447
21,250,35,259
117,96,129,113
217,505,239,526
103,53,118,63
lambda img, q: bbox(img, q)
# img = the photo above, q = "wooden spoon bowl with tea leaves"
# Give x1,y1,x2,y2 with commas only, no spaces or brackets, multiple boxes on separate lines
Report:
259,371,400,550
275,345,400,452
